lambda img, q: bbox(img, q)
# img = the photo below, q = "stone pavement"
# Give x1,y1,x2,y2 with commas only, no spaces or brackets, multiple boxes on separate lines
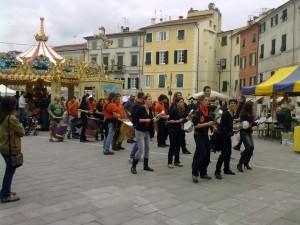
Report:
1,132,300,225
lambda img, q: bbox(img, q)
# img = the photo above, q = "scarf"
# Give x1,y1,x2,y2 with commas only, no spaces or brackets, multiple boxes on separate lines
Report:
200,104,208,117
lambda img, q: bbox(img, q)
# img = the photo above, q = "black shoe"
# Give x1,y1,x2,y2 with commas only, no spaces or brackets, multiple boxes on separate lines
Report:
103,151,114,155
192,175,199,183
244,164,252,170
215,172,223,180
158,144,167,148
143,158,154,171
127,139,135,143
164,144,169,147
182,149,191,154
233,145,241,151
237,164,244,172
131,167,137,174
119,146,125,150
200,175,212,180
224,170,236,175
112,147,121,151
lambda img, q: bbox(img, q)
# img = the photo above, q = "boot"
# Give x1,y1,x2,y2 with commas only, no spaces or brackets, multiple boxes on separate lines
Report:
131,159,138,174
117,143,125,150
143,158,154,172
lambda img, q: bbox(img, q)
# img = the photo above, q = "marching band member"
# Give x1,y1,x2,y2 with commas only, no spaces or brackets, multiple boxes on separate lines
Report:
155,94,169,148
215,99,237,179
192,95,215,183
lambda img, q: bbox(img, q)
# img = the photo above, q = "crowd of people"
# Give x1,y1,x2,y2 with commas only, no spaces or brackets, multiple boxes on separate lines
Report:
0,85,260,203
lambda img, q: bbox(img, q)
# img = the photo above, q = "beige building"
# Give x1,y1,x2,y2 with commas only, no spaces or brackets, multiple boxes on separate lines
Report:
258,0,300,80
216,28,244,97
53,43,87,62
84,28,144,95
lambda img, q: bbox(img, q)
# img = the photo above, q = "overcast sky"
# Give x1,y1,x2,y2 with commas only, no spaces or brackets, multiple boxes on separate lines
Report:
0,0,288,52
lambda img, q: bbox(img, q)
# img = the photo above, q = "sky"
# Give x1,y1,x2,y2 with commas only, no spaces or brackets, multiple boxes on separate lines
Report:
0,0,289,52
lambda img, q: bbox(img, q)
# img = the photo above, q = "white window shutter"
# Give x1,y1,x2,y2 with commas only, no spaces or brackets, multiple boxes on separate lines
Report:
166,31,169,41
156,32,160,42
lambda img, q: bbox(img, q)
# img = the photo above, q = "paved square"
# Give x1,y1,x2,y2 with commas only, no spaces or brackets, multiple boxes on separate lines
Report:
1,132,300,225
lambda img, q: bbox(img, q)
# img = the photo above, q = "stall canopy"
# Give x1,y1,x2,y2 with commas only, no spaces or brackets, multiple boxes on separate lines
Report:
0,84,16,96
242,65,300,96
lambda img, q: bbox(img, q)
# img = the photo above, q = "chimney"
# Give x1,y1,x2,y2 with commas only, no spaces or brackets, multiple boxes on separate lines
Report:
151,17,156,25
179,16,184,20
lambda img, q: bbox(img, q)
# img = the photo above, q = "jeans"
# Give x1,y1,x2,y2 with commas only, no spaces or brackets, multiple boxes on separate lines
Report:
134,130,150,160
168,129,181,164
19,108,26,127
68,116,76,137
130,143,138,159
192,134,210,177
239,131,254,166
103,122,116,152
0,154,16,199
215,136,232,173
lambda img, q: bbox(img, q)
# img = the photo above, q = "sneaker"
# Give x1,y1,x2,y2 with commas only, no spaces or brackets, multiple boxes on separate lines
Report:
103,151,114,155
1,195,20,203
168,164,174,168
192,175,199,183
174,162,183,167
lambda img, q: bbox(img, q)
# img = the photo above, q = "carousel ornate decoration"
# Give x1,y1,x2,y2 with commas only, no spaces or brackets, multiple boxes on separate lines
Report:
0,17,123,99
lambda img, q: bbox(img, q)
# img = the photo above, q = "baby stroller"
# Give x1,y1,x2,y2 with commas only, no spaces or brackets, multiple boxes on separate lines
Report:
25,114,39,136
51,113,68,141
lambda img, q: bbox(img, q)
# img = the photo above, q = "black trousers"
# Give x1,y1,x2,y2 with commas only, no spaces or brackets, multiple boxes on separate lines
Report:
192,134,210,177
80,119,87,141
179,129,187,151
157,120,168,145
168,129,181,164
215,135,232,173
239,131,254,166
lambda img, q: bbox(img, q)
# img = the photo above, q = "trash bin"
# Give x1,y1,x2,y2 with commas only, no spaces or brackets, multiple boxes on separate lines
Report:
294,126,300,152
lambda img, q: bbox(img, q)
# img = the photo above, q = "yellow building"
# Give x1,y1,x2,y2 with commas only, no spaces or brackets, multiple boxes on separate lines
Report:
140,5,222,99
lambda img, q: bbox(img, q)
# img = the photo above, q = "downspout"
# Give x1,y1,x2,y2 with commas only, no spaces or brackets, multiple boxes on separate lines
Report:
292,0,296,65
229,30,233,97
141,32,145,92
194,23,200,93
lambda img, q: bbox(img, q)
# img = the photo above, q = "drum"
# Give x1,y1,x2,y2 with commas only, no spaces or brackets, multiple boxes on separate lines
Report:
121,119,133,127
233,121,241,133
184,120,193,133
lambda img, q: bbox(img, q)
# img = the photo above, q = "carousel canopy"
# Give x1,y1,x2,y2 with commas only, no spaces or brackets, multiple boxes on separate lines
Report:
0,84,16,96
17,17,63,64
241,65,300,96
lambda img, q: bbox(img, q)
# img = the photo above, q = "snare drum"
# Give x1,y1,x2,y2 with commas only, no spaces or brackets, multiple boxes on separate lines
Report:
184,120,193,133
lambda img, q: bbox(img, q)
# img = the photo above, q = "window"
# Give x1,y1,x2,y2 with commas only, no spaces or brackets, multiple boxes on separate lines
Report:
271,14,279,27
222,81,228,92
249,77,252,86
249,53,256,66
176,74,183,88
146,33,152,43
240,56,246,69
260,44,265,59
174,50,187,64
117,55,123,70
157,31,169,41
242,39,246,48
252,33,256,43
103,56,108,70
90,54,97,63
177,30,185,40
158,74,166,88
260,73,264,83
281,34,287,52
221,36,227,46
145,52,151,65
281,9,288,22
236,36,239,44
234,55,240,66
234,80,238,90
220,58,226,70
260,22,266,33
254,76,258,85
118,39,124,47
132,37,138,47
131,55,138,66
271,39,276,55
144,75,153,88
156,51,168,64
128,77,139,89
91,41,97,50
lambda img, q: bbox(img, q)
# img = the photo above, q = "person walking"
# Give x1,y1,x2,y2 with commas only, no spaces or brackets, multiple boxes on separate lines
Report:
215,99,237,180
131,94,154,174
0,96,25,203
47,96,64,142
237,101,256,172
18,91,27,127
78,95,90,142
191,95,215,183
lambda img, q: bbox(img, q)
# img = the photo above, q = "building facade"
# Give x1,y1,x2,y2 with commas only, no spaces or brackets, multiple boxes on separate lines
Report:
258,0,300,80
53,43,87,62
84,29,144,95
140,6,222,99
216,28,244,97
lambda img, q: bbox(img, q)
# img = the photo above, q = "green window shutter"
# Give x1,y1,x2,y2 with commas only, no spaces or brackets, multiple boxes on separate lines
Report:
127,78,130,89
165,51,168,64
156,52,159,64
183,50,187,64
135,78,139,89
159,75,165,88
174,50,178,64
176,74,183,88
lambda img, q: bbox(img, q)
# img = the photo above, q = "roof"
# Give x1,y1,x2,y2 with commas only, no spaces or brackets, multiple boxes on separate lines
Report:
139,16,210,30
53,43,87,52
84,30,144,40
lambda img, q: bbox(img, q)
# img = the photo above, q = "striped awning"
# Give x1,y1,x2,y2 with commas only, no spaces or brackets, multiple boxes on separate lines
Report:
241,65,300,96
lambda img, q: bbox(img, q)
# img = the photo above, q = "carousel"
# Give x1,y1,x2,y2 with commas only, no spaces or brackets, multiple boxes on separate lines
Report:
0,17,123,129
